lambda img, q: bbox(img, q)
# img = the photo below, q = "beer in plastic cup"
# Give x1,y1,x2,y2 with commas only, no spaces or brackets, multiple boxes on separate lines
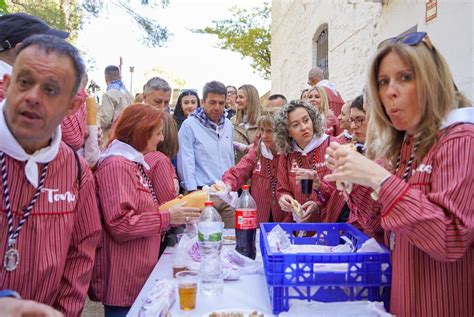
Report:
176,270,199,310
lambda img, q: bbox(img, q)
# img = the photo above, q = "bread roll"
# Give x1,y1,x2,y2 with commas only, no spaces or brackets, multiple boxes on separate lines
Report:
86,96,97,125
158,190,208,211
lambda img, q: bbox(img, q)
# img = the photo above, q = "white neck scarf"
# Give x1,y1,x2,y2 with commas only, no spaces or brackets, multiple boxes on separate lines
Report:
293,134,329,155
441,107,474,129
0,101,61,188
99,139,150,169
260,142,274,160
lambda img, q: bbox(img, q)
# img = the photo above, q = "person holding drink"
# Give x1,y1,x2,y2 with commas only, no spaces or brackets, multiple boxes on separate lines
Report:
221,110,289,224
325,32,473,316
274,100,335,222
90,104,201,317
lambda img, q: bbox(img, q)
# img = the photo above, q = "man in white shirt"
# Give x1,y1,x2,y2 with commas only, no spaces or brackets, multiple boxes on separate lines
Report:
177,81,235,227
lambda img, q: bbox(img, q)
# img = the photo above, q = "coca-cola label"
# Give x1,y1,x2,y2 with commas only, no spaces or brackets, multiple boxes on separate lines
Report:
235,208,257,229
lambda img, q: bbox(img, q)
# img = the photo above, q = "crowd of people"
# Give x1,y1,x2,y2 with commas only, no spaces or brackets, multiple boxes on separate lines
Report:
0,12,472,317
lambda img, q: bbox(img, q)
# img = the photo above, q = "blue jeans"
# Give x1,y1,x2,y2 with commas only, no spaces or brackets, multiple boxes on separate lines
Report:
104,305,130,317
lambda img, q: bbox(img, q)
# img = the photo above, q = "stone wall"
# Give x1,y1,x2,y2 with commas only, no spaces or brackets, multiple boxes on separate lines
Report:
271,0,473,101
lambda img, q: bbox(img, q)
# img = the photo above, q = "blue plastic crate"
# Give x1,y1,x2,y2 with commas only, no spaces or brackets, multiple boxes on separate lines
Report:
259,223,391,315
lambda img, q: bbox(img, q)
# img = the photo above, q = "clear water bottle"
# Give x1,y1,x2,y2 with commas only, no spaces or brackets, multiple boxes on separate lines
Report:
235,185,257,259
197,201,224,295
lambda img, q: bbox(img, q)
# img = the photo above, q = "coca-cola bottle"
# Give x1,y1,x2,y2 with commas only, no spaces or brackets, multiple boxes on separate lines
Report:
235,185,257,259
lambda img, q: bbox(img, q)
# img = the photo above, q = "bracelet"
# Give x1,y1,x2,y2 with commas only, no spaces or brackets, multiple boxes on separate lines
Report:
0,289,21,299
370,175,391,201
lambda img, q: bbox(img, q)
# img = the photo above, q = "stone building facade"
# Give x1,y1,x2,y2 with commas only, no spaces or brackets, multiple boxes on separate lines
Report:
271,0,473,101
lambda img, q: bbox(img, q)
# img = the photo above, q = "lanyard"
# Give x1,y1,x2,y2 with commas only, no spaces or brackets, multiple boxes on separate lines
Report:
264,157,277,204
1,151,49,271
135,163,158,206
389,138,420,250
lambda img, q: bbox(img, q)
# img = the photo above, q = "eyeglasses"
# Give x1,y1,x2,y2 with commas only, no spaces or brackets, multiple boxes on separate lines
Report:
377,31,433,50
348,116,366,126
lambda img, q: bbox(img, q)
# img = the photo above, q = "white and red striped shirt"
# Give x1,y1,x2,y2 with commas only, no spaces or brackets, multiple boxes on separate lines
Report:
349,124,474,316
222,147,289,224
0,143,101,316
0,79,4,102
145,151,178,205
276,138,335,222
90,156,170,307
61,90,88,151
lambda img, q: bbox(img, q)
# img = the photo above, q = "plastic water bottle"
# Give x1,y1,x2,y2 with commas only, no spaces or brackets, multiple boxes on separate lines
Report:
235,185,257,259
197,201,224,295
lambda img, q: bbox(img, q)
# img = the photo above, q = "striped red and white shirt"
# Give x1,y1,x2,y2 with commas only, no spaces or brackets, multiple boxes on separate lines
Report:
349,124,474,316
90,156,170,307
222,147,289,224
61,90,88,151
276,138,335,222
145,151,178,205
0,143,101,316
0,79,4,102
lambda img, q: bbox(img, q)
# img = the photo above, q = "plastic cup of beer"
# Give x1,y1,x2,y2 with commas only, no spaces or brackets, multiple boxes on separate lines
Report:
176,270,199,311
172,247,188,278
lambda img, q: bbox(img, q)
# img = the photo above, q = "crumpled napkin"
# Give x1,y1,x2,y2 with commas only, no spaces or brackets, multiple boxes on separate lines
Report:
203,180,239,208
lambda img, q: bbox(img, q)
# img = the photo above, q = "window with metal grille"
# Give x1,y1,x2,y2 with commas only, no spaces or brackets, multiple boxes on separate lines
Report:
313,25,329,79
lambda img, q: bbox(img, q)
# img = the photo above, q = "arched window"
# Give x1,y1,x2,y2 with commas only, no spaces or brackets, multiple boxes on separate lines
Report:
312,24,329,79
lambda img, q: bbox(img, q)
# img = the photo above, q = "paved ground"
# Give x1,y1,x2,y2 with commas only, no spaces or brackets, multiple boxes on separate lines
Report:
82,298,103,317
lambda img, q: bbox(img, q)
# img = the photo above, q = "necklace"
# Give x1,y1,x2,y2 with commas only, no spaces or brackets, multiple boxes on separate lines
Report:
389,138,420,250
264,157,277,204
1,151,49,271
135,163,158,206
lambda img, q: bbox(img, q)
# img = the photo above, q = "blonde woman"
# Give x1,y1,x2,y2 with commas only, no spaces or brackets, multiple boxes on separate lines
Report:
325,32,473,316
232,84,262,163
307,86,339,136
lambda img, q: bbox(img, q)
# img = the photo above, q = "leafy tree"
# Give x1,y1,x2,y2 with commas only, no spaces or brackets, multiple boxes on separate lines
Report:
4,0,170,47
0,0,8,14
194,2,271,79
6,0,83,41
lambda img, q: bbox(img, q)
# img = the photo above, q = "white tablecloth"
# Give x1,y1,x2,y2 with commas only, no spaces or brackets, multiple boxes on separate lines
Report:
127,230,275,317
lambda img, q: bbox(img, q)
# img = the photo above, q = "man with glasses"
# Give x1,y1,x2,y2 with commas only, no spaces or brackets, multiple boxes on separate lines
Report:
177,81,235,227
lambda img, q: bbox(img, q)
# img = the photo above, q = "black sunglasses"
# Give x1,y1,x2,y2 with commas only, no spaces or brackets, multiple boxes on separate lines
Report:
377,31,431,50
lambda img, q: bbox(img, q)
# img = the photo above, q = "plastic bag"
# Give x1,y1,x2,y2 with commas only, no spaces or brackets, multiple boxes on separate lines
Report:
138,279,176,317
266,224,291,252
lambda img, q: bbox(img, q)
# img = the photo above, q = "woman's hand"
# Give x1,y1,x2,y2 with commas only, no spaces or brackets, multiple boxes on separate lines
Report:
294,168,321,190
324,142,391,190
300,201,318,222
278,194,294,212
168,202,201,225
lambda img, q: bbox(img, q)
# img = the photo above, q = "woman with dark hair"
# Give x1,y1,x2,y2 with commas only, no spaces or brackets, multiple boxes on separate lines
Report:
91,104,200,316
274,100,335,223
173,89,200,130
325,32,473,316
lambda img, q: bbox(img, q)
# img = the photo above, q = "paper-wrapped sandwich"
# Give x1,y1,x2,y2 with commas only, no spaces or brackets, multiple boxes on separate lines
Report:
158,190,208,211
290,198,304,218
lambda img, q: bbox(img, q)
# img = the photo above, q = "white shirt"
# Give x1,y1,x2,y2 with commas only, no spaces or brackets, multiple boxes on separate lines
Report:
0,60,12,79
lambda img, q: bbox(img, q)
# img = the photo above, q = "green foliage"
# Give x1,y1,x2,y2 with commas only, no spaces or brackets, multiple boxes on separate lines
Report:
6,0,83,42
5,0,170,47
194,2,271,80
0,0,8,14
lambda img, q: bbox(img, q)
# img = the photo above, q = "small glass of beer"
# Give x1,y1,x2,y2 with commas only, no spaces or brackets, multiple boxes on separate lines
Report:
176,270,199,311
